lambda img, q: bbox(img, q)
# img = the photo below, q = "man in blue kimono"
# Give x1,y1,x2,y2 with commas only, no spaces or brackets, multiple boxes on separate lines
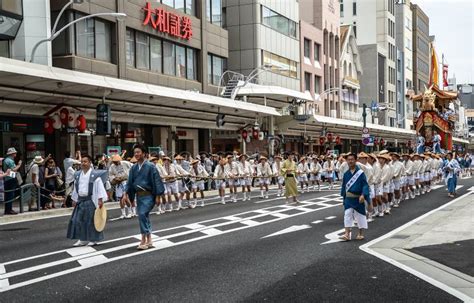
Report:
445,152,460,198
125,144,165,250
340,153,371,241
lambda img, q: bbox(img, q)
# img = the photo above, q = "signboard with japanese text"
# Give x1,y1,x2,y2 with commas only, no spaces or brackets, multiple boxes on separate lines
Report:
143,2,193,40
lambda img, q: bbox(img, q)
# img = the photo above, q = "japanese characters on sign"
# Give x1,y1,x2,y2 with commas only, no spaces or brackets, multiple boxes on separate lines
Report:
143,2,193,40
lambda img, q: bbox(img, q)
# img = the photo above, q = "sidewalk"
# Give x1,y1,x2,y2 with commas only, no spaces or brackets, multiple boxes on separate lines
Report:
361,191,474,302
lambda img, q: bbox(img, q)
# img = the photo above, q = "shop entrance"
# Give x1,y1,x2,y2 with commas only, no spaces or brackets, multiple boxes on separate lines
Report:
2,132,24,157
177,139,193,154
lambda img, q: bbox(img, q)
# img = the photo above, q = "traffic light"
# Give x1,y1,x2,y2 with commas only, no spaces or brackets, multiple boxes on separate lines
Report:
216,113,225,128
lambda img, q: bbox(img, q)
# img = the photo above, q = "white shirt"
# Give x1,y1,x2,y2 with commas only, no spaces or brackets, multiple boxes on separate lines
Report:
71,168,108,208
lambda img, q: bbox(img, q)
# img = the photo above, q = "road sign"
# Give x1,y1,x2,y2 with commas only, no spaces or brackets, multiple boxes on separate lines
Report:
362,136,374,146
362,127,369,134
362,133,371,139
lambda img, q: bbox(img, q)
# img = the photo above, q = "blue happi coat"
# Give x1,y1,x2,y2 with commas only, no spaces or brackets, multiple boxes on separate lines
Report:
340,167,371,215
127,160,165,200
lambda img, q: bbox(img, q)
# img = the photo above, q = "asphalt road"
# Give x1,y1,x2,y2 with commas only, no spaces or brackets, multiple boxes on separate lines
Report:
1,179,472,303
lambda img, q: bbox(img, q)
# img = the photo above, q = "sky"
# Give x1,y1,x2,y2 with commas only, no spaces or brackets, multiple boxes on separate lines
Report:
412,0,474,84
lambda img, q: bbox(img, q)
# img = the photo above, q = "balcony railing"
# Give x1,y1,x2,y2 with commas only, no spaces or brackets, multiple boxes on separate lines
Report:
341,92,359,104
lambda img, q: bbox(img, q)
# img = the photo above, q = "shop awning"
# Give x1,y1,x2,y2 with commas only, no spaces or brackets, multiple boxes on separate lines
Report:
0,58,280,130
235,82,315,108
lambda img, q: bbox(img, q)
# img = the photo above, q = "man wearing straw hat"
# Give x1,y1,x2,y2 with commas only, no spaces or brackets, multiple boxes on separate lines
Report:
213,158,229,204
226,154,240,203
190,158,208,207
174,155,191,210
256,156,272,199
25,155,44,211
377,153,392,216
239,154,253,201
160,156,180,212
125,144,165,250
297,156,310,193
271,155,284,196
390,152,404,208
2,147,22,215
339,152,371,241
109,154,133,219
323,155,335,190
280,153,299,204
67,154,108,247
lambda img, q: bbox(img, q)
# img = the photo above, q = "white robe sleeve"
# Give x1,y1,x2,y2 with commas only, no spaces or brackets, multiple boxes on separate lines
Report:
92,178,109,208
71,183,78,203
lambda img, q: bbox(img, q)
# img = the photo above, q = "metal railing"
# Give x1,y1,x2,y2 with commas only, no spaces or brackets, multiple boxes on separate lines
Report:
1,183,67,213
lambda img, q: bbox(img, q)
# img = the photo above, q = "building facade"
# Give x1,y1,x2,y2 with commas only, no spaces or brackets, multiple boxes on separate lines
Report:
395,0,414,130
0,0,280,164
411,3,430,94
339,24,362,121
299,0,340,118
224,0,300,91
340,0,397,127
300,21,324,115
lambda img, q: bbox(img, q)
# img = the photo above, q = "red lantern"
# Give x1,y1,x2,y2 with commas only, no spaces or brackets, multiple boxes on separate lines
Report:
52,113,62,130
68,113,77,128
253,129,259,140
374,138,379,145
59,108,69,125
242,130,248,140
380,138,385,146
77,115,87,133
319,137,325,145
335,136,341,145
326,132,333,142
44,117,54,135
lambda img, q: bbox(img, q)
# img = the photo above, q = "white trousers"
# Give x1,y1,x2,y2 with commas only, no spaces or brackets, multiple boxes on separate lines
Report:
344,208,368,229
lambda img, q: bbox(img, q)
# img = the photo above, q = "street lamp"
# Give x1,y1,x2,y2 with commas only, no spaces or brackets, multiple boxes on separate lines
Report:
30,0,126,63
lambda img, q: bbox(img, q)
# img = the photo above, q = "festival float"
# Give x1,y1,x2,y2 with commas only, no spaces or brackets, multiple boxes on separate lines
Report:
411,42,457,153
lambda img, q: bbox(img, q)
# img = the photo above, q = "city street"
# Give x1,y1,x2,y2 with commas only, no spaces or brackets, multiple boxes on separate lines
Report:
1,178,472,302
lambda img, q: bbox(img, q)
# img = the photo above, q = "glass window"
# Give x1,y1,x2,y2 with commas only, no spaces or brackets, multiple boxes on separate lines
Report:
304,39,310,58
315,76,321,94
0,40,10,58
211,0,222,26
262,50,297,79
186,0,195,15
304,72,311,92
290,61,297,78
150,38,162,73
175,0,185,12
95,20,111,62
186,48,196,80
289,21,296,38
162,0,174,7
176,45,186,78
213,56,223,85
314,43,320,62
206,0,211,22
126,29,135,67
163,41,176,76
262,6,295,38
136,32,150,69
76,15,94,58
208,54,213,84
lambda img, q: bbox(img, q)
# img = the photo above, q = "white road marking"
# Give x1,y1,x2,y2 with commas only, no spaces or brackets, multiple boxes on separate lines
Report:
0,194,343,293
360,191,473,303
185,223,206,229
311,220,324,224
270,213,291,219
321,228,346,245
324,216,337,220
66,246,96,257
262,225,312,239
77,255,108,267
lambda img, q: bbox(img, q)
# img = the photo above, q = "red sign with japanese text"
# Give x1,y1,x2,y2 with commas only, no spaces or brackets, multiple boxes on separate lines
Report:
143,2,193,40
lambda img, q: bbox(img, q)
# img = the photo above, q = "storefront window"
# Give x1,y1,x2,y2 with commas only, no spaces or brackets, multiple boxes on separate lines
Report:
186,48,196,80
185,0,195,16
126,29,135,67
175,0,185,12
136,32,150,69
163,41,176,76
262,50,297,79
75,15,94,58
176,45,186,78
150,38,162,73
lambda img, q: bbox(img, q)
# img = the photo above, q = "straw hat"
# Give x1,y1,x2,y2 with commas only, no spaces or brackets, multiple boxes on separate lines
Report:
379,150,389,155
274,155,283,160
390,152,400,158
33,156,44,164
191,159,200,165
299,156,306,162
358,152,369,158
175,155,184,160
239,154,249,159
148,156,158,162
369,153,377,160
111,154,122,162
94,204,107,232
260,156,268,161
6,147,17,155
377,154,391,161
130,157,138,163
163,156,171,161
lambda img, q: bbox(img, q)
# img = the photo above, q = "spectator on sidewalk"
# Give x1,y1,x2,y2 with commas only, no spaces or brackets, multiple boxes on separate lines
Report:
44,157,63,209
3,148,22,215
0,157,12,208
25,156,44,211
65,158,81,207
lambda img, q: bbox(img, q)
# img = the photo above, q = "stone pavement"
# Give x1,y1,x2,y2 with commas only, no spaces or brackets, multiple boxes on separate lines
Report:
361,191,474,302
